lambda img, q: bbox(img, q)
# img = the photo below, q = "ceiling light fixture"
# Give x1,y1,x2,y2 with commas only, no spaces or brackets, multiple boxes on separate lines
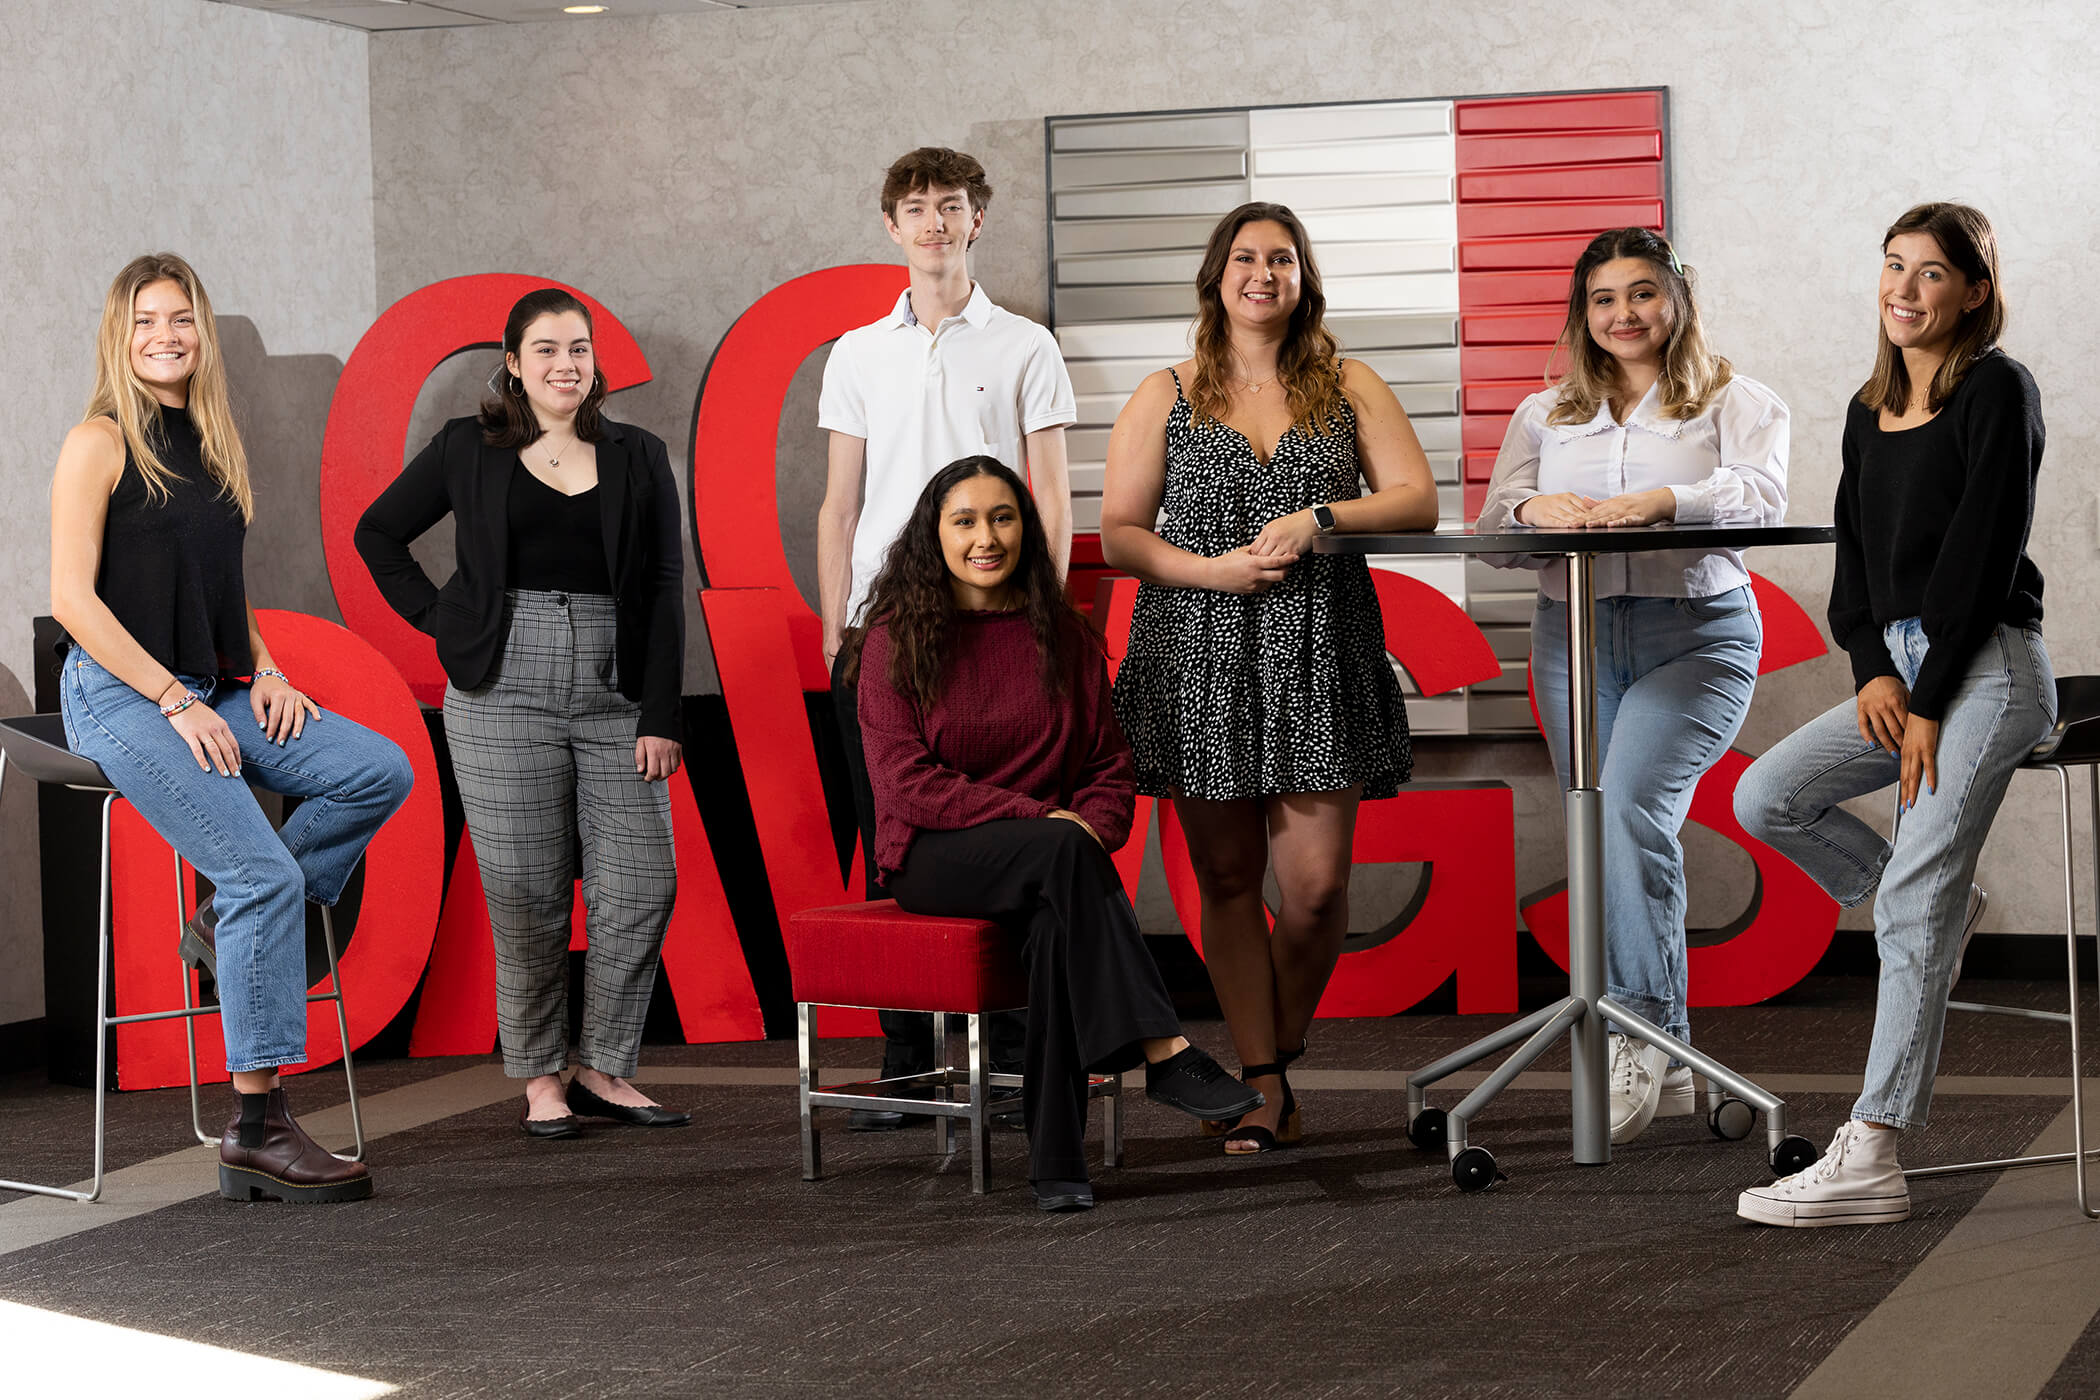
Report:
563,4,609,11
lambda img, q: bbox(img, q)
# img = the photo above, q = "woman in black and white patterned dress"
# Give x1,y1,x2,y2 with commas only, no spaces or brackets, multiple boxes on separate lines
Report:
1101,202,1439,1154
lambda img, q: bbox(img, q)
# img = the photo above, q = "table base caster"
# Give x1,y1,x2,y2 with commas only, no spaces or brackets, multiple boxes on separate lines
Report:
1452,1146,1501,1192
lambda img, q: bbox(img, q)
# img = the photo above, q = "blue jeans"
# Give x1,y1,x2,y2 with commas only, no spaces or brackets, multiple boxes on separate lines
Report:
59,653,415,1074
1735,620,2053,1128
1532,586,1763,1051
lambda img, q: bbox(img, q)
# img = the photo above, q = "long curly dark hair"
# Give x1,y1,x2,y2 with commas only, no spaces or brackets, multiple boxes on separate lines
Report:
840,456,1085,714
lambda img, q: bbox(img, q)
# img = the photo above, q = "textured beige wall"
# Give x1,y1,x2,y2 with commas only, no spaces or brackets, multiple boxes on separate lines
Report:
367,0,2100,942
1,0,375,1025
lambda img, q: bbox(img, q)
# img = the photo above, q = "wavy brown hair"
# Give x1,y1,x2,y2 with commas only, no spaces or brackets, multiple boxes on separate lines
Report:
840,456,1086,714
1858,202,2004,416
479,288,609,449
1188,202,1344,437
85,253,253,521
1546,227,1732,426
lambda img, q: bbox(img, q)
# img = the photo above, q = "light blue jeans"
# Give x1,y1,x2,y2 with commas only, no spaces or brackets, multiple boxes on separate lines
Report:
59,653,415,1074
1734,619,2054,1128
1532,586,1763,1052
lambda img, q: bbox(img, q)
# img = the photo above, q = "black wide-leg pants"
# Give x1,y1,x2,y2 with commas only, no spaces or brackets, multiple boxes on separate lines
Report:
887,818,1182,1183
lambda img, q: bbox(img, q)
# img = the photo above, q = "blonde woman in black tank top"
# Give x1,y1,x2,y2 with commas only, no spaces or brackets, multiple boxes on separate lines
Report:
49,253,414,1204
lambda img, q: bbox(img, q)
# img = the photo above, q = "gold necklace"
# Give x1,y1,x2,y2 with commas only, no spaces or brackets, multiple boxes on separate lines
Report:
1235,373,1278,394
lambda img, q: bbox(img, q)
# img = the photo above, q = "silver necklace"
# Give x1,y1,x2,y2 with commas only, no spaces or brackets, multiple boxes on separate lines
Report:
539,432,579,469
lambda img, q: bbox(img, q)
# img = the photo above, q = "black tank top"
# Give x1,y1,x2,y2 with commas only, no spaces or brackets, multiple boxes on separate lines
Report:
507,465,612,594
91,405,252,677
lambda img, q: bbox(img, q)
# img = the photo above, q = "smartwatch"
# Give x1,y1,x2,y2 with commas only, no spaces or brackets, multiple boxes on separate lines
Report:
1311,503,1337,535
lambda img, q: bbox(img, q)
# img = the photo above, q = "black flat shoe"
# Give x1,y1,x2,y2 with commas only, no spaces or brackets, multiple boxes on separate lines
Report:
1221,1062,1296,1156
520,1112,583,1140
565,1078,692,1128
1032,1179,1095,1212
1145,1046,1264,1122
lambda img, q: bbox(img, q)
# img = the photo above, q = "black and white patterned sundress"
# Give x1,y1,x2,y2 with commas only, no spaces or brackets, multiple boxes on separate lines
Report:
1112,366,1412,801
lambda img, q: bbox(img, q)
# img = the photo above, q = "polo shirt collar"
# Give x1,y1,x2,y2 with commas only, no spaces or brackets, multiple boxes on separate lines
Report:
888,282,995,330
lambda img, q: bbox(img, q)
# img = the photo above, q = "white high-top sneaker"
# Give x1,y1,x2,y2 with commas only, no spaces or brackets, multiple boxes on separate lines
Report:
1951,885,1989,986
1608,1033,1669,1145
1655,1064,1697,1118
1737,1121,1910,1227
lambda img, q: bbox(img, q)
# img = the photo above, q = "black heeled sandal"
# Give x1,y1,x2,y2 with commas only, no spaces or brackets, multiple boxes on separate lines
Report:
1222,1062,1296,1156
1275,1041,1306,1145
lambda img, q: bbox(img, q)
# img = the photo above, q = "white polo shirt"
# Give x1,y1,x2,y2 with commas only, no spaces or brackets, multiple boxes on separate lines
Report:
819,284,1076,624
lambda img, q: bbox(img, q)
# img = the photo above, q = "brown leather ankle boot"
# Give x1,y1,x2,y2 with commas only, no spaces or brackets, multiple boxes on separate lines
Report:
218,1088,373,1204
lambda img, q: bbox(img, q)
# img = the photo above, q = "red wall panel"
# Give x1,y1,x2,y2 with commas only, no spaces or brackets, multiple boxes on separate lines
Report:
1457,128,1662,171
1456,91,1665,133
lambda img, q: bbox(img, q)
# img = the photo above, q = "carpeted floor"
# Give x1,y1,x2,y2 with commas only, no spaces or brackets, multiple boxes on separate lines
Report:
2,979,2098,1399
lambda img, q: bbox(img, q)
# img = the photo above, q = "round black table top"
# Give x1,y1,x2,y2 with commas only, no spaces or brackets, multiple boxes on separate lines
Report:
1314,523,1836,557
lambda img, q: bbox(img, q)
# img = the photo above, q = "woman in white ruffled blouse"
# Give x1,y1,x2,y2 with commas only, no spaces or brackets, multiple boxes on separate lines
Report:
1477,226,1789,1147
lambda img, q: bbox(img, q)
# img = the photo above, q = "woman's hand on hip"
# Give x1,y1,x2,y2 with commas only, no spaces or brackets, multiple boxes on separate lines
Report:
1899,714,1940,811
1208,546,1297,595
1046,808,1103,847
1580,487,1677,528
249,674,321,745
1250,508,1319,558
170,701,242,777
635,736,683,782
1855,675,1910,753
1514,493,1599,527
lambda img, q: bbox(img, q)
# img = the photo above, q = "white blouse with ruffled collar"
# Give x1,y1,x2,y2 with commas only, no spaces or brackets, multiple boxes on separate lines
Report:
1474,375,1790,601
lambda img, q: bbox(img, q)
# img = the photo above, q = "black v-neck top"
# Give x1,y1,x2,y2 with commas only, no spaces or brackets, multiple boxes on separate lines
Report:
89,404,252,678
1828,349,2044,720
506,465,611,594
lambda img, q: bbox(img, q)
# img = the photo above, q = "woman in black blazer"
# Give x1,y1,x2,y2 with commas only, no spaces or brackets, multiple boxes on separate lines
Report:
356,288,690,1138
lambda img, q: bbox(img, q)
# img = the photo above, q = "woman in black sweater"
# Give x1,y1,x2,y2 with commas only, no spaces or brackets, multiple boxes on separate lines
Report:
356,288,689,1138
1735,203,2054,1228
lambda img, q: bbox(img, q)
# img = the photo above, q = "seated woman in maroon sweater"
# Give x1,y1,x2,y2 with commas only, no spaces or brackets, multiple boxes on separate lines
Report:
847,455,1264,1212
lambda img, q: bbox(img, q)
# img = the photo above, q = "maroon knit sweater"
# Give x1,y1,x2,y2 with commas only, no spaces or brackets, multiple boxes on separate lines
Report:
857,610,1136,878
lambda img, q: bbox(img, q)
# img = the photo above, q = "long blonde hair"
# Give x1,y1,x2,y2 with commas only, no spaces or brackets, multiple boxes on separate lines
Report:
84,253,253,522
1546,228,1732,426
1188,202,1344,436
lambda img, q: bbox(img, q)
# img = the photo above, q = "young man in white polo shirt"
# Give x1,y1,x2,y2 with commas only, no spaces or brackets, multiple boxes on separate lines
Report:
817,146,1077,1128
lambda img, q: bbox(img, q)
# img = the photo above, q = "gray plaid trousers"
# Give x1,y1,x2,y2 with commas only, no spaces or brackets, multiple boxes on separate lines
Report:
443,589,677,1078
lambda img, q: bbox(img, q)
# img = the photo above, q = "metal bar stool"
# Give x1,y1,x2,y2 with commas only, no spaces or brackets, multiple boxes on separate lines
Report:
0,712,364,1204
1901,675,2100,1217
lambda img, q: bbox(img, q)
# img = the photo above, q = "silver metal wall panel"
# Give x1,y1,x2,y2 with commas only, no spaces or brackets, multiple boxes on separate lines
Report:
1055,319,1195,361
1350,347,1462,382
1393,382,1460,417
1051,215,1224,255
1052,147,1248,188
1065,355,1175,396
1054,180,1249,219
1052,112,1251,151
1055,283,1199,323
1057,248,1205,285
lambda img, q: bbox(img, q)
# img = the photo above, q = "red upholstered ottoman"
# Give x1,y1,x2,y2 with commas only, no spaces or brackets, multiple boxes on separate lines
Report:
787,900,1122,1195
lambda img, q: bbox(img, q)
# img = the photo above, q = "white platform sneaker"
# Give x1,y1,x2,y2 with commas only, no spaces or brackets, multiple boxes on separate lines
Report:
1656,1064,1697,1119
1608,1033,1671,1145
1737,1121,1911,1227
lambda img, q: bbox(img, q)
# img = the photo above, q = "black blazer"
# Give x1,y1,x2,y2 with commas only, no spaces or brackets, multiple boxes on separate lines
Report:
353,415,687,740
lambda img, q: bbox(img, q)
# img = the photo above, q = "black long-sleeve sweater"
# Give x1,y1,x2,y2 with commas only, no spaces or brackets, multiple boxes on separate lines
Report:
1828,348,2044,721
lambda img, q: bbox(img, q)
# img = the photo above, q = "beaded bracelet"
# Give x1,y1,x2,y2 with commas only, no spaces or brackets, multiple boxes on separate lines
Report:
254,668,289,684
159,691,201,719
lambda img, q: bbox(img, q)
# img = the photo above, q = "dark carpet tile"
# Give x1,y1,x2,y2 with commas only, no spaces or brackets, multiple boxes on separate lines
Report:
0,1038,2063,1398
